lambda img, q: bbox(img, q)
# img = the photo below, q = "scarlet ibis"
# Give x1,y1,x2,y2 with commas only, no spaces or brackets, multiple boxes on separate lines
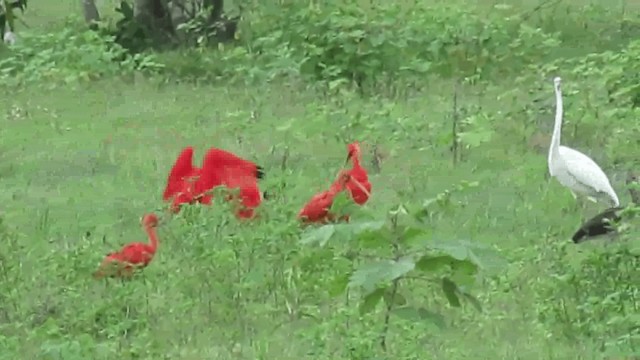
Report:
298,171,352,224
572,171,639,243
162,147,204,212
163,146,266,214
344,141,372,205
197,147,265,219
548,77,619,208
93,213,160,279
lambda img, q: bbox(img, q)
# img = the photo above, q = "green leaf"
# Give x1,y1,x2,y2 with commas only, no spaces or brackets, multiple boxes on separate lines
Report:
426,239,505,272
459,289,483,312
349,221,386,235
441,277,461,307
359,287,385,315
393,306,446,329
349,221,387,246
328,273,350,297
300,221,387,247
330,191,359,216
300,225,336,246
349,256,415,293
383,289,407,307
440,278,483,312
415,254,476,273
402,225,425,242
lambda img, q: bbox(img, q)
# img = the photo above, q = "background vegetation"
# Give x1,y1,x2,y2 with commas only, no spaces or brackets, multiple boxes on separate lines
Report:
0,0,639,358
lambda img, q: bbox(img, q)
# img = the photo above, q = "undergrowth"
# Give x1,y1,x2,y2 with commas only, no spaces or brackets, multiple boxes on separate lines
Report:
0,0,639,358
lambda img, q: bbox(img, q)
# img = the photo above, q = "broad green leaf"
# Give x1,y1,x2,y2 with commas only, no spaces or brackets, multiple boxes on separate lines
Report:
349,221,386,235
349,256,416,294
426,239,505,272
328,273,350,297
359,287,385,315
330,191,359,216
349,221,388,247
402,225,425,242
383,289,407,307
393,306,446,329
301,221,387,247
300,225,335,246
459,289,483,312
415,254,477,274
441,277,461,307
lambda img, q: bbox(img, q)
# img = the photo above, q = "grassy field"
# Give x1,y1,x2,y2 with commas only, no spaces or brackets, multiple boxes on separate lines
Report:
0,0,639,359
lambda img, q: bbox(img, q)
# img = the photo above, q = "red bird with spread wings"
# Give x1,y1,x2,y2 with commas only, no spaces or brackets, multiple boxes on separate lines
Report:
162,146,204,212
344,141,372,205
197,147,265,219
93,213,160,279
162,146,265,216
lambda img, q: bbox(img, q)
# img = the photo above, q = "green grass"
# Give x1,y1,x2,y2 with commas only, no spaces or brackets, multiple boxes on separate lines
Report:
0,78,628,359
0,0,639,359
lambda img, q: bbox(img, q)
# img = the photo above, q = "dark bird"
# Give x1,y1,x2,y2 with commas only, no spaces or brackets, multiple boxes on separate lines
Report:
572,171,639,243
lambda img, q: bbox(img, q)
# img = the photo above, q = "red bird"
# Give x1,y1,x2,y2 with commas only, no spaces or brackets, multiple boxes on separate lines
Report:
162,146,266,214
197,147,265,219
298,172,351,224
344,141,372,205
162,146,203,213
93,213,160,279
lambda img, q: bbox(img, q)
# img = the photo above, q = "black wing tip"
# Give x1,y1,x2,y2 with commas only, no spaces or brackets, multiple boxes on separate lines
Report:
262,191,269,200
572,217,620,244
572,229,586,243
256,165,265,179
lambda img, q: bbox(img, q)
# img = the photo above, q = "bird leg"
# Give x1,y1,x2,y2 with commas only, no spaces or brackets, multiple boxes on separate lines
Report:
569,190,578,201
570,193,587,222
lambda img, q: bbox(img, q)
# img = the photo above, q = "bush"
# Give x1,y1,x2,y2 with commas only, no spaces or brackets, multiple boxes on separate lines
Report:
239,1,561,90
533,231,640,357
0,20,163,87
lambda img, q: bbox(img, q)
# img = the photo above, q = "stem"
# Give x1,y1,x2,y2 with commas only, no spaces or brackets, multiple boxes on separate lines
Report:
379,278,399,352
451,80,460,166
379,212,402,352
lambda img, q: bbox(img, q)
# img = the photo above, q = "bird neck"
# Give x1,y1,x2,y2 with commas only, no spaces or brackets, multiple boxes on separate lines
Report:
145,225,159,251
329,181,344,195
549,85,563,164
350,151,362,169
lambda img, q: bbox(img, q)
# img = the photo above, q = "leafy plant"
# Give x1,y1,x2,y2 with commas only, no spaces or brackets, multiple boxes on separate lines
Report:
0,21,163,87
300,181,504,351
531,200,640,356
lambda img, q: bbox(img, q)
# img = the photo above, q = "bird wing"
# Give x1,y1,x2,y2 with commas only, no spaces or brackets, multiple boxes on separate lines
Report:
559,146,619,205
163,147,196,201
202,147,263,179
298,191,333,220
198,147,262,193
223,171,263,208
572,206,623,243
120,243,155,265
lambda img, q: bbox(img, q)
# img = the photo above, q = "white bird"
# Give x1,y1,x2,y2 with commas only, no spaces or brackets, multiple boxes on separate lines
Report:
3,31,17,46
548,76,619,207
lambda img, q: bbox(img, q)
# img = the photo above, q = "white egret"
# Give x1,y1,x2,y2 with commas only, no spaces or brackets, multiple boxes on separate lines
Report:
3,31,16,46
548,76,619,208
